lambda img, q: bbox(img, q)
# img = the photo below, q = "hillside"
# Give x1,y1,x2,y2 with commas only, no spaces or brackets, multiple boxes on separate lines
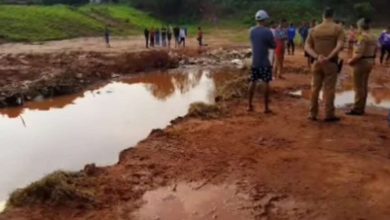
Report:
0,5,162,42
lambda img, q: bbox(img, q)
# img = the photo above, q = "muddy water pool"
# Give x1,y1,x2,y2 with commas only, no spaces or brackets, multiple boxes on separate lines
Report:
0,69,219,208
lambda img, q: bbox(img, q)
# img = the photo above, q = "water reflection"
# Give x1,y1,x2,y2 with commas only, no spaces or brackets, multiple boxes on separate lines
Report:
0,70,215,205
289,87,390,109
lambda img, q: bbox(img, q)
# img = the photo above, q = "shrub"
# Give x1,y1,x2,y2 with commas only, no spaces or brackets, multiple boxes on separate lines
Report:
7,171,96,210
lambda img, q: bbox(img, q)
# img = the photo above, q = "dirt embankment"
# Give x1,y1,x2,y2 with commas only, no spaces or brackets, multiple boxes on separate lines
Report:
1,47,390,220
0,50,178,107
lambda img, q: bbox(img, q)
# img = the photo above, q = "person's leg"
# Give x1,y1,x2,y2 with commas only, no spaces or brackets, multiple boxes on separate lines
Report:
351,64,372,114
279,55,285,79
386,46,390,63
248,81,257,111
310,65,323,120
380,46,385,64
274,58,279,78
287,40,291,55
323,64,339,120
292,40,295,55
183,39,186,48
264,82,271,113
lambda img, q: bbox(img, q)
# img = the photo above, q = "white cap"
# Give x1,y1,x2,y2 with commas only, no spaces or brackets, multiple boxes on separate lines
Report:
255,10,269,21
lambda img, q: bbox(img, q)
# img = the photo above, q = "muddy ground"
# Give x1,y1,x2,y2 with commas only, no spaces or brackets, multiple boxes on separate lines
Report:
1,36,390,220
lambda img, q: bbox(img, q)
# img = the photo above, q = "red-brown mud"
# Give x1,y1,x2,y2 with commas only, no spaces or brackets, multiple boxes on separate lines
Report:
1,42,390,219
0,50,178,107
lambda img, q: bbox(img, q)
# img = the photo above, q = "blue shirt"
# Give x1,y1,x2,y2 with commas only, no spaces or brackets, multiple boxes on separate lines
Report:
250,26,276,68
288,27,296,40
299,27,309,40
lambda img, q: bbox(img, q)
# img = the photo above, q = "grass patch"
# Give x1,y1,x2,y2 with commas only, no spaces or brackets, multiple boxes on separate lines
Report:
79,5,163,32
6,171,96,210
0,5,104,41
0,4,162,42
188,102,225,119
216,76,248,101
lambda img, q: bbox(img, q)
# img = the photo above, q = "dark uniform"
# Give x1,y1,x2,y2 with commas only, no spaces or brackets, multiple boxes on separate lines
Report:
351,32,377,114
307,20,345,119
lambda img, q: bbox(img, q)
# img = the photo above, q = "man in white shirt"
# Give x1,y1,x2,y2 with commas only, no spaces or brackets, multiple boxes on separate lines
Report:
179,28,186,48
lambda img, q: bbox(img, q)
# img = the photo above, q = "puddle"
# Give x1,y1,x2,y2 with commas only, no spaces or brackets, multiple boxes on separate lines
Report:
289,88,390,109
133,183,252,220
0,70,218,207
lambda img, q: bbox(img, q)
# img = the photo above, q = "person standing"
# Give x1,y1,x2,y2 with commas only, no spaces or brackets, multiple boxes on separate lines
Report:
248,10,276,113
167,26,173,48
173,26,180,48
299,22,309,46
104,26,111,48
305,7,345,122
274,19,288,79
346,18,377,116
155,28,160,47
150,28,155,47
197,26,203,47
268,21,277,66
144,28,150,48
287,23,296,55
161,27,167,47
179,28,186,48
379,27,390,65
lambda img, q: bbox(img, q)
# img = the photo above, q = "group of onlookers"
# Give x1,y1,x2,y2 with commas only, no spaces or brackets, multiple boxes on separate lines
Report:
266,19,318,79
250,7,389,123
143,26,192,49
104,25,205,49
265,18,389,81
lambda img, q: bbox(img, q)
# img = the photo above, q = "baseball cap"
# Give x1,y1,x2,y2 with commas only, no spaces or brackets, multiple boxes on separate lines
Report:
255,10,269,21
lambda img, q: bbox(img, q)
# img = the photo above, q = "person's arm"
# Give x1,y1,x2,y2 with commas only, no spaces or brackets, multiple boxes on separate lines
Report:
304,30,319,60
325,28,345,61
268,31,276,49
348,35,366,65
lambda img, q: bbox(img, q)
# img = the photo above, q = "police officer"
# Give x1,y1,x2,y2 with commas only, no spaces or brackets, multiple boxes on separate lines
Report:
346,18,377,116
305,7,345,122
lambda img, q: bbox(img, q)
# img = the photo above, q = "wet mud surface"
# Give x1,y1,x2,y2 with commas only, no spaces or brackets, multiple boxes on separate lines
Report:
1,43,390,220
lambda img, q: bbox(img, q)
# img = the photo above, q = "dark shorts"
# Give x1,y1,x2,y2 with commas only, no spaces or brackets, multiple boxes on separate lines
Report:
251,66,273,83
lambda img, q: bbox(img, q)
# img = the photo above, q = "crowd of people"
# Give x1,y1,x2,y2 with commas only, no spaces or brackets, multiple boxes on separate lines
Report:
142,26,205,49
104,25,205,49
249,7,389,123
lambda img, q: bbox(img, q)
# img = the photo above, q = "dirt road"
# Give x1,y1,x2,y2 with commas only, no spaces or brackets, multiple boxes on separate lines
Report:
1,36,390,219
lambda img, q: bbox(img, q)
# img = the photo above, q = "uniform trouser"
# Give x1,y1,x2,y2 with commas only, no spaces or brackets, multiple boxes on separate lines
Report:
310,62,338,118
380,45,390,64
352,61,374,113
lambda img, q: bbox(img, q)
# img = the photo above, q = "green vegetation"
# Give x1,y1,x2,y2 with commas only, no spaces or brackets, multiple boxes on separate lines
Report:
0,0,388,42
0,4,161,41
6,171,96,210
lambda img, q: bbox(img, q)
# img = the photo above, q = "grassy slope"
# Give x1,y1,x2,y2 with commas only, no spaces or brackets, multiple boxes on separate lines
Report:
0,5,162,42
